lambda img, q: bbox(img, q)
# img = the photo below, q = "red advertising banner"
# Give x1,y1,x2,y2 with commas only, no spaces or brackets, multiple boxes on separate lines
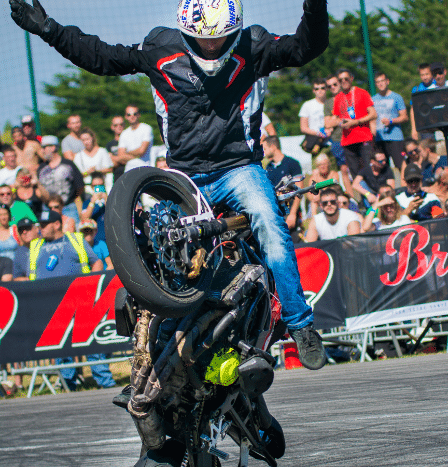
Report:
0,271,131,364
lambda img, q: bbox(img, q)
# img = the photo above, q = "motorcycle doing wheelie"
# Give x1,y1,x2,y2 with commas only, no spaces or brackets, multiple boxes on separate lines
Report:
105,167,335,467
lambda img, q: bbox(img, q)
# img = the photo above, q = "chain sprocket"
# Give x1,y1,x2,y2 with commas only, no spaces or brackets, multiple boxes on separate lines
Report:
148,200,189,274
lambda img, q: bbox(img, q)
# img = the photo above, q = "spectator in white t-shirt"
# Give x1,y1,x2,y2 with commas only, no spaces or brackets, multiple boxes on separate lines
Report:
114,105,154,173
306,188,361,241
74,128,113,194
299,78,327,138
0,146,22,186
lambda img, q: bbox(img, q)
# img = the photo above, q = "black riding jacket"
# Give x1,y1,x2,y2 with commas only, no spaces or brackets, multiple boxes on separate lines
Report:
41,2,328,175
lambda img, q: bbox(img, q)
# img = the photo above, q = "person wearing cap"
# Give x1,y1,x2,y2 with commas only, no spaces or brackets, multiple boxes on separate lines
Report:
12,218,40,281
13,209,102,282
9,0,330,371
38,135,84,223
21,115,41,143
78,219,113,270
11,126,43,174
428,62,448,89
396,163,441,221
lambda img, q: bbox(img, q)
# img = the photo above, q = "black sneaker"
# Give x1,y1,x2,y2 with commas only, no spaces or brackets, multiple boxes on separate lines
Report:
112,384,132,409
289,325,326,370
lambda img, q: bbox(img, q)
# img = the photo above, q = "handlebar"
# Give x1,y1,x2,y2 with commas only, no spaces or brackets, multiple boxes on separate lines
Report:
276,177,338,202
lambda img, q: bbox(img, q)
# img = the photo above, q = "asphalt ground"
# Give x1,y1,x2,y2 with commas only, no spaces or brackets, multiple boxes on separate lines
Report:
1,353,447,467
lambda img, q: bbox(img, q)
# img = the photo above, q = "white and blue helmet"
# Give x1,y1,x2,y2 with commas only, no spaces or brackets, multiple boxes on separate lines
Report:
177,0,243,39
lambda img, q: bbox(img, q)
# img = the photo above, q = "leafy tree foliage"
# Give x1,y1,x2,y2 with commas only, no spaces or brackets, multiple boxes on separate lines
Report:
39,67,161,146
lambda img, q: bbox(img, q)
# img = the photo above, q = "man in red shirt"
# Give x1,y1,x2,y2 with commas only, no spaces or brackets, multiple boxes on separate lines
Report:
333,68,377,178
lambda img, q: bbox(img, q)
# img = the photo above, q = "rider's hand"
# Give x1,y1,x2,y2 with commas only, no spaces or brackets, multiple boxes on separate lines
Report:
10,0,50,36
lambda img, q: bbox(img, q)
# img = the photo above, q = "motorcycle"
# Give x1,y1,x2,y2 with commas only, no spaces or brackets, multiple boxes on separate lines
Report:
104,167,335,467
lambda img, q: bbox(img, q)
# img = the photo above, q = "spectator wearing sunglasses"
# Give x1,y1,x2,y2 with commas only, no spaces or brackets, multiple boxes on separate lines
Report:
299,78,328,139
362,193,411,232
428,62,448,89
352,150,395,209
115,105,153,174
106,116,125,183
332,68,377,179
400,138,423,186
0,183,37,225
324,74,354,199
305,187,361,241
396,163,441,221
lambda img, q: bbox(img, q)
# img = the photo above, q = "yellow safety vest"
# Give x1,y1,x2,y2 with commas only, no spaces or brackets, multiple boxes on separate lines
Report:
29,232,91,281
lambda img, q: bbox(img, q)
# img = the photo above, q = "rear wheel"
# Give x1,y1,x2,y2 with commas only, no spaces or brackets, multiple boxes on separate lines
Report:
105,168,215,318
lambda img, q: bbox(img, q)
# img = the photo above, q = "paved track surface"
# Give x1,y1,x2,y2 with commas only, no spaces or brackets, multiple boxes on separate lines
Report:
1,353,448,467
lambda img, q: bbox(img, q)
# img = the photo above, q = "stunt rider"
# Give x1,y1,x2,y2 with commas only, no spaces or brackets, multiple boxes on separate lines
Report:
10,0,329,370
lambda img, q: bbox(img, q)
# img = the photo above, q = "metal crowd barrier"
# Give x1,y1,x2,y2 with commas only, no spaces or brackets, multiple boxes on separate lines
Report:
9,355,131,398
271,316,448,368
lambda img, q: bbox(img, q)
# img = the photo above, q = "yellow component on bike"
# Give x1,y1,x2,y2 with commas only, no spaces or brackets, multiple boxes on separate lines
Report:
204,348,240,386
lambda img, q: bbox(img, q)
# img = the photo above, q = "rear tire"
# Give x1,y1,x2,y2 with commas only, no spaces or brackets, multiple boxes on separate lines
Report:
105,167,214,318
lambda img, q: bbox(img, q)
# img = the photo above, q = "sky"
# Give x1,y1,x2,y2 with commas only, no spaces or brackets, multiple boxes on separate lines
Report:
0,0,402,134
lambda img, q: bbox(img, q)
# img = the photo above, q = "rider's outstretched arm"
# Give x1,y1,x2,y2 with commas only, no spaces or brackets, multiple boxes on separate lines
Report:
9,0,144,77
255,0,329,76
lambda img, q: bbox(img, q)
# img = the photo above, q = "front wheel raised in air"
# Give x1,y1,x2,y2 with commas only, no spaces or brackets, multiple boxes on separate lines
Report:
105,167,215,318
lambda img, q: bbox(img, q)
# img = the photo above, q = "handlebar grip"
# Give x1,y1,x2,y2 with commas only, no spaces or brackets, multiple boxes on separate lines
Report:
315,179,338,190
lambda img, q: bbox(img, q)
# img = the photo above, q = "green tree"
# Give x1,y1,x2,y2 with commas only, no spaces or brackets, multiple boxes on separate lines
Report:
40,67,161,146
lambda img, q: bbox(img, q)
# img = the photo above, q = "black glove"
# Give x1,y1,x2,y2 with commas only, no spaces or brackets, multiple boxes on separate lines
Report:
303,0,327,12
10,0,51,36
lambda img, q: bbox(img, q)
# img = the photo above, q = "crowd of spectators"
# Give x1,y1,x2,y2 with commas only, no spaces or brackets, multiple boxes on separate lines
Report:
1,62,448,277
1,62,448,388
289,63,448,241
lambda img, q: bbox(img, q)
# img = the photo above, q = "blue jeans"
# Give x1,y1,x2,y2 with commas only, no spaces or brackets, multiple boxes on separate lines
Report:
57,355,116,390
191,163,312,330
86,354,116,388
